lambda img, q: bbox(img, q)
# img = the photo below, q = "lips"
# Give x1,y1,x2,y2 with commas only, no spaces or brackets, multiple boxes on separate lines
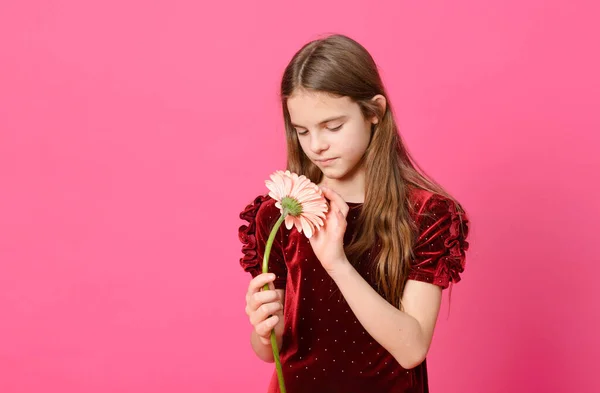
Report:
316,157,337,166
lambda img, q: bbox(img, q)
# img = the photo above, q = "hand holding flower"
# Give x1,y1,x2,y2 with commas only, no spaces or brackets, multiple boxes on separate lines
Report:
245,273,284,346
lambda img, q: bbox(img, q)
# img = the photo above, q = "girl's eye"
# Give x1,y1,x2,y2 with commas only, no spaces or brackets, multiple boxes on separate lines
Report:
328,124,343,131
297,130,308,136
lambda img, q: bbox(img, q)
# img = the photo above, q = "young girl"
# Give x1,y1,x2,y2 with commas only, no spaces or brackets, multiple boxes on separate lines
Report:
238,34,469,393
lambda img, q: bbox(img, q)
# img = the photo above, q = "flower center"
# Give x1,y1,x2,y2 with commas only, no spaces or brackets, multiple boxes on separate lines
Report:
281,196,303,217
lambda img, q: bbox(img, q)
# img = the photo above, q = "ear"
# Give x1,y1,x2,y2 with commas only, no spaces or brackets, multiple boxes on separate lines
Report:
370,94,387,124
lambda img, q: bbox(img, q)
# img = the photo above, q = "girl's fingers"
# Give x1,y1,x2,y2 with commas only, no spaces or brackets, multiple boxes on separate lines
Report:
320,187,349,218
250,301,283,326
245,273,277,315
247,273,276,296
258,336,271,345
256,315,279,340
252,290,280,306
327,201,347,225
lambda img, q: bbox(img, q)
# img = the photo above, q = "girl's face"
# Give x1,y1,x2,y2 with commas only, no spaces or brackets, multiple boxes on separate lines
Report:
287,89,378,183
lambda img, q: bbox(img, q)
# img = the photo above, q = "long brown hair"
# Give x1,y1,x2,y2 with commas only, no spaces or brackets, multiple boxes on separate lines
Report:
280,34,462,308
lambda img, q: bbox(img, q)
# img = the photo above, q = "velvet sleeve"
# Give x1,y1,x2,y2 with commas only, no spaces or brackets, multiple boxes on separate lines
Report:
407,194,470,289
238,194,288,289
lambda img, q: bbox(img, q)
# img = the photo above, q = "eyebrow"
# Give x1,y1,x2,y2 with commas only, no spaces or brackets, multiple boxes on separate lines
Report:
291,115,347,129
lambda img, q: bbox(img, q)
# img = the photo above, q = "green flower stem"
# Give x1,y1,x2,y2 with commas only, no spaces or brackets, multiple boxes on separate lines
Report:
262,213,287,393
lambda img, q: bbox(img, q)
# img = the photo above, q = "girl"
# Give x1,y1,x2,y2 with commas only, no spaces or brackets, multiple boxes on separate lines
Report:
238,34,469,393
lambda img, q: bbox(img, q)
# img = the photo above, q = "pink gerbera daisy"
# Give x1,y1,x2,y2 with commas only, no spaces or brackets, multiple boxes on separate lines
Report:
265,170,328,238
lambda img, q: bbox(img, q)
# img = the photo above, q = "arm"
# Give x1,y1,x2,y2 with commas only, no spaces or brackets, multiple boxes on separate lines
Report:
310,188,466,369
329,261,441,369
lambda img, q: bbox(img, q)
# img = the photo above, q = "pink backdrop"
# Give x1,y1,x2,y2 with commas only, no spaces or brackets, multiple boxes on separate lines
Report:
1,1,598,392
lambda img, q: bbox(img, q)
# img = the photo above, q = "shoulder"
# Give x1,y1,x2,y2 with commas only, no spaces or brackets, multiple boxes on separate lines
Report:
407,187,468,230
239,194,280,225
406,187,470,288
238,194,287,281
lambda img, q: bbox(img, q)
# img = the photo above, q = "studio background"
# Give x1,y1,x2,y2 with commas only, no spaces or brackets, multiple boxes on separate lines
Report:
1,1,598,392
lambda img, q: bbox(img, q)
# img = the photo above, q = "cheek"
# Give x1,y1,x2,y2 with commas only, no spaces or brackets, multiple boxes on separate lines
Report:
297,138,311,156
342,127,371,156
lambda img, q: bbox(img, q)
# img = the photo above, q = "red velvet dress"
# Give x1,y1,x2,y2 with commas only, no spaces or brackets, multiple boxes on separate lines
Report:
238,187,469,393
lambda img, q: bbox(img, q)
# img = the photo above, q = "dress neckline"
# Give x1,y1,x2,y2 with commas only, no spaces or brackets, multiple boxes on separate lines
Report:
346,201,364,208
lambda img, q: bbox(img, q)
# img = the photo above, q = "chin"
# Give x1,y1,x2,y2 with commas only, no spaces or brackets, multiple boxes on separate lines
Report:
321,169,348,180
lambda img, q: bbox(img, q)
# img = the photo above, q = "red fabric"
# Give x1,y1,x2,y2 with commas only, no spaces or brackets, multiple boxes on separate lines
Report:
238,187,469,393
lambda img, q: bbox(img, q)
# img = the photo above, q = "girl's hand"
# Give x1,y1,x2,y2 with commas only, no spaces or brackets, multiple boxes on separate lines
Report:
245,273,284,345
309,186,351,274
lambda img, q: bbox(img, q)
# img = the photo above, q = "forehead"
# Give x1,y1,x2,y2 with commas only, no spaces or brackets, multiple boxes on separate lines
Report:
287,90,358,126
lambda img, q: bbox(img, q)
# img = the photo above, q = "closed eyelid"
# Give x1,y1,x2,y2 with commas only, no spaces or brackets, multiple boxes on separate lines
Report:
291,115,347,129
296,124,341,135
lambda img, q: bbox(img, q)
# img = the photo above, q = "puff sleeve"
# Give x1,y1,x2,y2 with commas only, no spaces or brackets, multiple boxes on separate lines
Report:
238,194,288,289
407,194,470,289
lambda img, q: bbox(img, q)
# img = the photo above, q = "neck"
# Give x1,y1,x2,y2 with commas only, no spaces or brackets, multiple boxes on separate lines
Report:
319,166,366,204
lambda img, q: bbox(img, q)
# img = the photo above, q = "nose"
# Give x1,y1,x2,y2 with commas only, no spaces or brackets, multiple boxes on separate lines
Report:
309,132,329,154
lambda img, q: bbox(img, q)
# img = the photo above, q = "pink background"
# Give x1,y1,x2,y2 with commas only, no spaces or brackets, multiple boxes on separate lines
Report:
1,1,598,392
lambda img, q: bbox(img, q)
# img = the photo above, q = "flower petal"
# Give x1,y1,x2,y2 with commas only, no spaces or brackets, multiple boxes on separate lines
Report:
265,178,283,202
294,217,304,234
284,215,295,230
269,172,285,200
300,216,314,238
283,173,293,196
301,212,324,227
291,175,311,200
